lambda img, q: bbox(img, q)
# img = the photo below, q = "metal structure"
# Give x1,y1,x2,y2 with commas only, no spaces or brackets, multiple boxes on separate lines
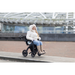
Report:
0,12,75,25
0,12,75,34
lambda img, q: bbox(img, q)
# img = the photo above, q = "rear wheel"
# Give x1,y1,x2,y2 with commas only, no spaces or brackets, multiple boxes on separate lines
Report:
22,50,28,57
38,52,41,56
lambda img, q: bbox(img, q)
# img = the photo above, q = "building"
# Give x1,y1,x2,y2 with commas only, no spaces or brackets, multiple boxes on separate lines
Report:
0,12,75,34
0,12,75,41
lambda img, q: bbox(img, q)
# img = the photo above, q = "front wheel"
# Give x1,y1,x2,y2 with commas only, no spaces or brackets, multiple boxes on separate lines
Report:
22,50,28,57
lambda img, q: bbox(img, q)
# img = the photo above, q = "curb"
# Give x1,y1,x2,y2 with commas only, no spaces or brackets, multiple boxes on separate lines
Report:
0,51,50,62
0,51,75,62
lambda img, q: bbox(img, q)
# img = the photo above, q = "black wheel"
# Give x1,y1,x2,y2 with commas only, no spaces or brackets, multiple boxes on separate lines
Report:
22,50,28,57
38,52,41,56
31,53,35,57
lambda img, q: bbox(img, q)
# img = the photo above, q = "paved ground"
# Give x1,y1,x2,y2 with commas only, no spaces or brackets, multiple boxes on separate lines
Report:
0,41,75,58
0,59,19,62
0,51,75,62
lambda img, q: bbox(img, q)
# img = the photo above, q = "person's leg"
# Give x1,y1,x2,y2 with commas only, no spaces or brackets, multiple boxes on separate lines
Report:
33,40,44,54
37,46,45,54
38,41,45,53
40,45,43,52
33,40,41,53
37,46,41,53
38,41,43,52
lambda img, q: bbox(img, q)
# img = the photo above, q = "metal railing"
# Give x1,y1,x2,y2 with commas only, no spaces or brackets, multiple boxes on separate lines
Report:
1,30,75,34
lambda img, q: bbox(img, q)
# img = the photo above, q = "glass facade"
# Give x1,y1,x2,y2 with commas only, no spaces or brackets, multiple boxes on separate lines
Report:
1,24,75,34
2,25,15,32
2,25,29,33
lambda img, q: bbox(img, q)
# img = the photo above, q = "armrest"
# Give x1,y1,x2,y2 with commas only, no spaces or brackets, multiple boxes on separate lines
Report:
26,39,33,45
27,39,33,42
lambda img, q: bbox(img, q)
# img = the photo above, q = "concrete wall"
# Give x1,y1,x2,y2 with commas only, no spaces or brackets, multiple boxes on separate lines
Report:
40,34,75,41
0,33,75,41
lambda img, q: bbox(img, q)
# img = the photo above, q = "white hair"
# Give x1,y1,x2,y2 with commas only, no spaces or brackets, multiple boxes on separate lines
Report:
29,24,37,31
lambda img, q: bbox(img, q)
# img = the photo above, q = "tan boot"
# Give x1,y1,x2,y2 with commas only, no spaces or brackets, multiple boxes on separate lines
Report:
40,45,43,52
40,45,46,54
37,46,45,54
37,46,41,53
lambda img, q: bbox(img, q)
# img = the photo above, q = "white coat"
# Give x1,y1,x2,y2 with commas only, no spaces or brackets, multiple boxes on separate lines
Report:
26,24,41,41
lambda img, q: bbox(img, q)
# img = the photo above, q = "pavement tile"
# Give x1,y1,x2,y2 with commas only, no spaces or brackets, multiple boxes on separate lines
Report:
0,41,75,58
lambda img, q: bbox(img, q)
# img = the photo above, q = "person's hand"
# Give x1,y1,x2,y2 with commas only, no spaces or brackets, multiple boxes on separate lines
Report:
39,37,41,40
37,37,41,40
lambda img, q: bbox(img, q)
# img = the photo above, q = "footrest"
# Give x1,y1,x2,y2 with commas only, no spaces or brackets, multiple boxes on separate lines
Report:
29,52,32,54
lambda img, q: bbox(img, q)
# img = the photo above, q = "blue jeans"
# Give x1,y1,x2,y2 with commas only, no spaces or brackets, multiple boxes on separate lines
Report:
33,40,43,46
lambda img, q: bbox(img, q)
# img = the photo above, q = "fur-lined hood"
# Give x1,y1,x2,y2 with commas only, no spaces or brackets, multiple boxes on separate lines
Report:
29,24,37,31
26,24,41,41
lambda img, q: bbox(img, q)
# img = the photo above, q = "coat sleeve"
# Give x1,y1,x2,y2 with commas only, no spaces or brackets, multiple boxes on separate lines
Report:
26,31,33,41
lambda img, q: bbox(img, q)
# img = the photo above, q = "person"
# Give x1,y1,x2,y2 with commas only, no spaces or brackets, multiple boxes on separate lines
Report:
26,24,45,55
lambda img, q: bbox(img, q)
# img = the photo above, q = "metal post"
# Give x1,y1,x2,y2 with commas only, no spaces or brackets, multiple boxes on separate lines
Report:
52,12,55,19
3,12,11,18
73,26,75,34
66,12,68,19
66,25,68,34
52,12,58,19
24,12,33,19
39,12,47,19
0,23,1,32
73,12,75,19
66,11,68,34
0,23,3,32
